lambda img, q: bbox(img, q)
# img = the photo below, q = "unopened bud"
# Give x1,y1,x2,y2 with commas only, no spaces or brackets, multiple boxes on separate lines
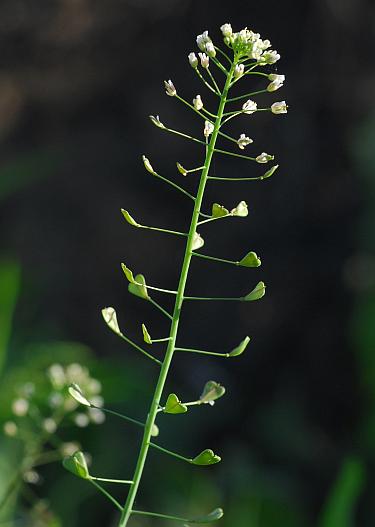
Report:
188,52,198,68
256,152,274,164
271,101,288,114
198,52,209,68
193,94,203,111
234,64,245,78
142,155,155,174
164,79,176,97
204,120,214,137
220,23,233,38
242,99,257,114
237,134,253,150
205,41,216,58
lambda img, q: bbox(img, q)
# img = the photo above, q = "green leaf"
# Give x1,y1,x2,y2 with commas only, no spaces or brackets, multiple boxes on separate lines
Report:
229,336,251,357
244,281,266,301
121,263,135,283
142,324,152,344
102,306,122,336
191,449,221,466
68,383,91,407
239,251,261,268
231,200,248,217
261,164,279,180
200,381,226,404
128,274,150,300
121,209,140,227
164,393,188,414
192,232,204,251
63,451,90,479
190,508,224,523
212,203,229,218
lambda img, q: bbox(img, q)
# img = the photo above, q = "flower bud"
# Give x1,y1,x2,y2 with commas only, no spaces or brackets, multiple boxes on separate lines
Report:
188,52,198,68
220,23,233,38
196,30,211,51
193,94,203,111
237,134,253,150
234,64,245,78
142,155,155,174
256,152,274,163
198,52,209,68
164,79,176,97
242,99,257,114
149,115,165,129
204,120,214,137
3,421,18,437
267,74,285,92
271,101,288,114
205,41,216,58
12,398,29,416
260,50,280,64
176,162,188,176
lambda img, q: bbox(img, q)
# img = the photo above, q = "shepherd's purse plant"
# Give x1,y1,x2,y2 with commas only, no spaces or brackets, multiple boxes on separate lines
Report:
64,23,287,526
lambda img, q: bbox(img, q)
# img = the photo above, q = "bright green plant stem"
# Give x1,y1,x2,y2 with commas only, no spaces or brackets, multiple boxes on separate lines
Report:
118,61,236,527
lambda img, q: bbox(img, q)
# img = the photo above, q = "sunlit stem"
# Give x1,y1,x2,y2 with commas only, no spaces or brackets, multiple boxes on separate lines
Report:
227,89,267,103
214,148,258,162
214,46,232,66
184,295,243,301
206,67,221,94
149,442,192,463
217,129,239,145
100,407,149,429
175,347,229,358
208,164,278,182
152,336,172,343
149,298,173,320
90,480,123,511
197,213,232,226
211,56,229,75
194,67,219,95
151,169,195,201
140,224,188,237
131,510,191,522
175,94,217,119
90,476,133,485
140,283,177,295
117,333,162,365
164,125,207,146
192,251,239,266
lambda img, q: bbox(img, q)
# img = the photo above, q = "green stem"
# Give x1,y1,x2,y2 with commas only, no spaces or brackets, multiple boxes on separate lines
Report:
132,509,190,522
90,480,123,511
192,251,239,266
149,442,191,463
100,407,147,429
184,295,242,301
227,89,267,102
152,170,195,200
118,333,161,365
175,347,229,358
149,298,173,320
195,68,219,95
118,60,236,527
141,224,187,237
90,476,133,484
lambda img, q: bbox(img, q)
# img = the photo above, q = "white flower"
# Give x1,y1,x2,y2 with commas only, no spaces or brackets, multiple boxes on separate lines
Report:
142,155,155,174
237,134,253,150
188,52,198,68
12,398,29,416
256,152,274,163
88,408,106,424
23,470,40,484
193,94,203,111
220,23,233,38
164,79,176,97
198,52,209,68
60,441,81,457
204,120,214,137
267,74,285,92
3,421,18,437
90,395,104,408
74,413,90,428
234,64,245,78
48,364,65,387
49,392,64,408
88,378,102,394
205,41,216,58
271,101,288,114
242,99,257,114
260,50,280,64
149,115,165,129
43,418,57,434
196,30,211,51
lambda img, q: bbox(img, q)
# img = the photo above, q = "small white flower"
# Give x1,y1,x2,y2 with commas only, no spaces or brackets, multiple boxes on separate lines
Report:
49,392,64,408
237,134,253,150
188,52,198,68
204,120,214,137
234,64,245,78
242,99,257,114
60,441,81,457
20,382,35,398
198,52,209,68
220,23,233,38
3,421,18,437
196,30,211,51
23,470,40,484
267,74,285,92
90,395,104,408
260,50,280,64
271,101,288,114
149,115,165,129
205,41,216,58
88,378,102,394
43,418,57,434
12,398,29,416
88,408,106,424
74,413,90,428
164,79,176,97
48,364,65,387
142,155,155,174
66,363,85,381
193,94,203,111
256,152,274,163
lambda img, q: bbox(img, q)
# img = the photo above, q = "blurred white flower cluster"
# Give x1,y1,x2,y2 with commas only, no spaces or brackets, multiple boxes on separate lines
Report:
219,24,280,64
4,362,105,441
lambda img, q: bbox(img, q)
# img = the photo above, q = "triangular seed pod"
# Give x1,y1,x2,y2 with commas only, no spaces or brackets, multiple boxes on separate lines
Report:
244,281,266,301
128,274,150,300
211,203,229,218
62,451,90,479
102,307,123,336
200,381,226,404
68,383,91,407
121,209,141,227
239,251,261,267
192,232,204,251
229,336,251,357
230,200,248,217
191,449,221,466
142,324,152,344
164,393,188,414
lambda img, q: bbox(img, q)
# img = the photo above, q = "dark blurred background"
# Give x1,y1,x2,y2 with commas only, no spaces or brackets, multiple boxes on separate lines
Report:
1,0,375,526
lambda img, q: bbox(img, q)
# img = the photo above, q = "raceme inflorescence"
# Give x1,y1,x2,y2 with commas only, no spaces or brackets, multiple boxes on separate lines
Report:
63,23,287,526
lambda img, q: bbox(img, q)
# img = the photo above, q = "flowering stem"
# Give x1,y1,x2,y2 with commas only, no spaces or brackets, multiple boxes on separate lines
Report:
164,125,207,146
214,46,232,66
194,67,219,95
151,169,195,200
206,67,221,94
214,148,257,161
211,56,229,75
118,60,237,527
227,89,267,102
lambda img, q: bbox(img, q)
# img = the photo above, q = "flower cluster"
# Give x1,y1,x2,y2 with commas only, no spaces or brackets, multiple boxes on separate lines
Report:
219,24,280,64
